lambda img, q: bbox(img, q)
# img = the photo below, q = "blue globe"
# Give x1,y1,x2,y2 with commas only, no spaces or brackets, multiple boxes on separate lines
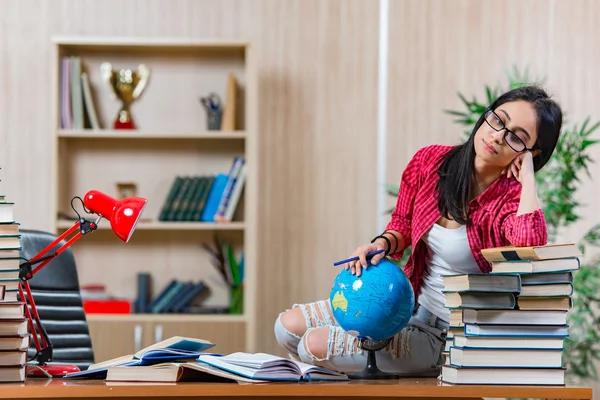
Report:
329,259,415,342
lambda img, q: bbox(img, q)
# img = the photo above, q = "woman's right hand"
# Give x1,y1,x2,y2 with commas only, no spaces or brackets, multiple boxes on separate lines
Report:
345,240,388,277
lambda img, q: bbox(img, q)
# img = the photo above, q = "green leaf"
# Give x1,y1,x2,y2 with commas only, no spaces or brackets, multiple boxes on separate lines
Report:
584,120,600,137
485,85,494,103
582,139,599,150
457,92,470,108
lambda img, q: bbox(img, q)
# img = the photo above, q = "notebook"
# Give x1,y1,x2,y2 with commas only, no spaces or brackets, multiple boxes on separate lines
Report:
196,352,349,381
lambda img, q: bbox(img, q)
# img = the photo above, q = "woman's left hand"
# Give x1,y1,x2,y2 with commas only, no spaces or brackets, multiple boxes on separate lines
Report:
503,151,537,183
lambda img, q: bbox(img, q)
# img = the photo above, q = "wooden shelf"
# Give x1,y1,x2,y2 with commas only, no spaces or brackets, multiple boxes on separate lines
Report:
52,36,249,51
85,313,247,323
56,219,245,231
58,130,246,140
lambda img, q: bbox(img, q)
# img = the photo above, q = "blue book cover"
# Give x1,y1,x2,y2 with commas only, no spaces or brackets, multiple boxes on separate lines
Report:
201,174,228,222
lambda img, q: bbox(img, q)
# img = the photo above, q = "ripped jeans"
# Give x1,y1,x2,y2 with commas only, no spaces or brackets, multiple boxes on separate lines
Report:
274,300,448,375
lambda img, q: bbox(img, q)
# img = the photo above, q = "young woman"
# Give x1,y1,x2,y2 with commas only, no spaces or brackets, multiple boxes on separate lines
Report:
273,85,563,376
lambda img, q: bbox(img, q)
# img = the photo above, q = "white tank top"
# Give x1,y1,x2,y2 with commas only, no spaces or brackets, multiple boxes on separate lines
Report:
417,223,481,323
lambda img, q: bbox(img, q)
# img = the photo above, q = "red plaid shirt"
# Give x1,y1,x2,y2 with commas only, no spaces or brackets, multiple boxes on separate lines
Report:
385,144,548,299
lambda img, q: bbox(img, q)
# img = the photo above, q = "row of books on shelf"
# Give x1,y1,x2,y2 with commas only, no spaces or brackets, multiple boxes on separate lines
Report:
60,56,101,130
158,156,246,222
135,278,214,314
80,279,228,315
439,242,580,386
0,195,27,383
82,235,244,315
64,335,348,382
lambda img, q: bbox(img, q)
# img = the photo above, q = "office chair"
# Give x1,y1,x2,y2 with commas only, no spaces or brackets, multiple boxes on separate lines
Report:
19,229,95,371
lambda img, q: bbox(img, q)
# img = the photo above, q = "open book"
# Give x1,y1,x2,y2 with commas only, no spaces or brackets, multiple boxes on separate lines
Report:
196,352,349,381
64,336,215,379
106,361,268,384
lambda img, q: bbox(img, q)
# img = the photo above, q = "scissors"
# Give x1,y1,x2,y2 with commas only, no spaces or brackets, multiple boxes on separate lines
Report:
200,92,222,111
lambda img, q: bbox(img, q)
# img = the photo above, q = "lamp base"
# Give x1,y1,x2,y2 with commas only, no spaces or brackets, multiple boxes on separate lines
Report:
26,364,80,378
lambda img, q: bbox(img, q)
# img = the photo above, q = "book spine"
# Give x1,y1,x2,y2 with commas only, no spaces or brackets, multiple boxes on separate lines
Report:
182,177,207,221
192,176,214,221
214,157,245,221
174,177,201,221
223,163,247,222
166,177,192,221
158,177,183,221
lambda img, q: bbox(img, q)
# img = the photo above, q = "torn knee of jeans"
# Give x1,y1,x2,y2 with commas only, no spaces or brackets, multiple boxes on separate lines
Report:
301,328,329,362
383,327,411,359
276,313,301,340
292,304,312,332
329,327,363,357
295,301,334,330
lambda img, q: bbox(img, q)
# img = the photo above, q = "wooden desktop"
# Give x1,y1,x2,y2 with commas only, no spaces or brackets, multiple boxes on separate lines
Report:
0,378,591,400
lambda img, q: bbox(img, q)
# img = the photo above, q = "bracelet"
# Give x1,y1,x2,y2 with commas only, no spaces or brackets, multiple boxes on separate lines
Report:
383,230,399,253
371,235,391,256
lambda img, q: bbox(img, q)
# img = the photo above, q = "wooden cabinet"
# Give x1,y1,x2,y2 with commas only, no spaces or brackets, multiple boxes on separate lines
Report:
87,318,153,362
155,319,246,355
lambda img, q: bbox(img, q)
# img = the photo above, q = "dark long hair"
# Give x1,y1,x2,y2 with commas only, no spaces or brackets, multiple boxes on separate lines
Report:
436,85,563,224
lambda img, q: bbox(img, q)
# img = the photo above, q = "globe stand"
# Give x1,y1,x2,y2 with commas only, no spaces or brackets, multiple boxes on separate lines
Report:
348,338,399,380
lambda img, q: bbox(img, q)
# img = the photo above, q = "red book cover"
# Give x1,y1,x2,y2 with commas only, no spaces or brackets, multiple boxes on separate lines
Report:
83,300,131,314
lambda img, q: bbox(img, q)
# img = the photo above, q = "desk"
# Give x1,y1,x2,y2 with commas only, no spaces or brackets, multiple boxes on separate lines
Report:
0,378,591,400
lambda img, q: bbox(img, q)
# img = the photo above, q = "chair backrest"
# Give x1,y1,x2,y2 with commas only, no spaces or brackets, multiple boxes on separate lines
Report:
19,229,94,370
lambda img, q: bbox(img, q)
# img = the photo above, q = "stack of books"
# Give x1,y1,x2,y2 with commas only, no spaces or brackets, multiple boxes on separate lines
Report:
440,243,581,386
158,156,246,223
0,195,27,382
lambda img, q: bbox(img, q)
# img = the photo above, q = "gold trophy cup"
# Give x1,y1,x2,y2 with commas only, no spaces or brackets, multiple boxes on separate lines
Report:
100,62,150,129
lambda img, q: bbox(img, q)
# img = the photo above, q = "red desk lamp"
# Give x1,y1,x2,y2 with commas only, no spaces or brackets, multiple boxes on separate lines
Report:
18,190,147,378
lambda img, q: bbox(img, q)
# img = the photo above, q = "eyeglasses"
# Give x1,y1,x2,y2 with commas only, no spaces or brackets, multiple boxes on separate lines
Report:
484,110,534,153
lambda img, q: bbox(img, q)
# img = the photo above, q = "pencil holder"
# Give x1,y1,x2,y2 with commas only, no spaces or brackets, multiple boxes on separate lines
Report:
206,109,223,131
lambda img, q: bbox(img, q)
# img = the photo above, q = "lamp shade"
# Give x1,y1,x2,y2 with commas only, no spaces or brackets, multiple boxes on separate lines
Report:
83,190,147,242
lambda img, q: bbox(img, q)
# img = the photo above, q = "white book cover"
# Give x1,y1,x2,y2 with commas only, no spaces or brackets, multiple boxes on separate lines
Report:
81,72,101,129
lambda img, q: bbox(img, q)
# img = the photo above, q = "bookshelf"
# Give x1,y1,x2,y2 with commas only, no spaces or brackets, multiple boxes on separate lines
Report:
50,36,258,363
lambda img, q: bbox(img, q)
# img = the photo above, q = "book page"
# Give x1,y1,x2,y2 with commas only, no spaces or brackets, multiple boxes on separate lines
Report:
212,352,295,370
294,359,347,378
182,362,268,384
197,354,300,381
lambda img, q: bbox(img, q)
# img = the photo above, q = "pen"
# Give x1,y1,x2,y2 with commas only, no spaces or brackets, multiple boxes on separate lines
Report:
333,249,385,266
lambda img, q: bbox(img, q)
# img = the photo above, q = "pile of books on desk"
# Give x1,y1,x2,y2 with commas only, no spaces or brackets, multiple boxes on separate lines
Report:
65,335,348,383
0,195,28,383
440,243,581,386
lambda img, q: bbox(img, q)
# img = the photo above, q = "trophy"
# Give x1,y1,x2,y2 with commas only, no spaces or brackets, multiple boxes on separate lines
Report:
100,62,150,129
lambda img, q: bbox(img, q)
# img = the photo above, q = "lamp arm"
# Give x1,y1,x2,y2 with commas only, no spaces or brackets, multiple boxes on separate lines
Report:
19,217,98,365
